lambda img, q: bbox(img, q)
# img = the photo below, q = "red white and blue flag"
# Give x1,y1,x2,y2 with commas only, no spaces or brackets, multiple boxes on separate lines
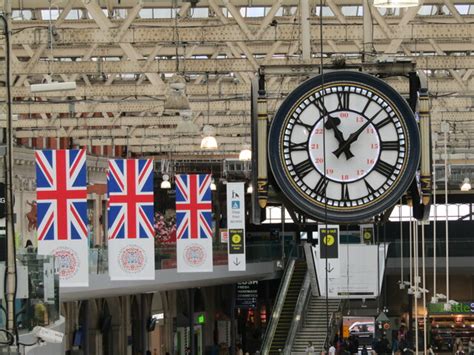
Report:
107,159,155,280
35,149,89,287
176,174,213,272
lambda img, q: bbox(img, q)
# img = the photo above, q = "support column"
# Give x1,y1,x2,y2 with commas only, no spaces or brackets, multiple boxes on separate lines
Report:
300,0,311,62
362,0,376,63
189,289,195,355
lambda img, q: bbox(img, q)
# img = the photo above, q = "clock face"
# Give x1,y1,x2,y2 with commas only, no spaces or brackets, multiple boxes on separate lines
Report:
268,71,420,223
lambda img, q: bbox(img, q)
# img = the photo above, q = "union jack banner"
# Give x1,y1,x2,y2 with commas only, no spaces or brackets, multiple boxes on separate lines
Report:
107,159,154,239
35,149,89,287
107,159,156,280
176,174,213,240
35,149,88,241
176,174,214,273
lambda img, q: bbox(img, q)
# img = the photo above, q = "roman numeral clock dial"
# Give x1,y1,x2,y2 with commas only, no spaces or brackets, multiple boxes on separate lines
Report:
268,71,420,223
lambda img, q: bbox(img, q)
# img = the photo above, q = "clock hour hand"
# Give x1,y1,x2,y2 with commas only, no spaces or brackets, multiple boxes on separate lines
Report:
324,116,354,159
333,110,383,158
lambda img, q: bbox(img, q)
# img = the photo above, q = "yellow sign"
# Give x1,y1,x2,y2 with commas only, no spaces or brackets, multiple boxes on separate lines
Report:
323,234,335,246
363,231,372,240
232,233,241,244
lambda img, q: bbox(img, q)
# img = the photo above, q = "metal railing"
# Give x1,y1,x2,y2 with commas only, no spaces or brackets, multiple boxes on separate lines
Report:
260,258,296,355
323,299,349,351
283,271,311,355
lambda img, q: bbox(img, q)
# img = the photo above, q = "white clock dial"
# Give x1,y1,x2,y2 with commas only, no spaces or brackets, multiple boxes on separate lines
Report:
271,71,419,222
283,84,406,208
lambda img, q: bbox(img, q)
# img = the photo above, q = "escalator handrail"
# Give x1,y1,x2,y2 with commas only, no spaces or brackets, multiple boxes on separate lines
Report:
323,298,349,351
283,271,311,355
260,258,297,355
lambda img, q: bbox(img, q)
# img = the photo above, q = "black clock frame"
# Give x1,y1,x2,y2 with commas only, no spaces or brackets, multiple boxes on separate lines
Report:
268,71,420,223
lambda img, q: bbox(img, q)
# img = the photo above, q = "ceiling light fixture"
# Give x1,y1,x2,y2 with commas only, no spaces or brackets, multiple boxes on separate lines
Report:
201,125,218,150
163,75,191,114
161,174,171,189
461,178,471,191
200,73,217,150
247,184,253,194
239,143,252,161
30,81,77,93
175,110,199,135
373,0,419,8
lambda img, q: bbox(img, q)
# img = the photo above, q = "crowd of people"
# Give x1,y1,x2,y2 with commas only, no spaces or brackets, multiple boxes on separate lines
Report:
305,331,474,354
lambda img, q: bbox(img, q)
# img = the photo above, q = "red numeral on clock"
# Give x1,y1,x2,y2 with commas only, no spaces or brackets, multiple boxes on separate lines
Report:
339,112,349,118
315,158,324,164
310,143,319,149
326,168,334,174
314,128,323,135
367,159,375,164
366,128,375,134
356,116,364,123
341,175,349,180
371,143,379,149
357,169,365,176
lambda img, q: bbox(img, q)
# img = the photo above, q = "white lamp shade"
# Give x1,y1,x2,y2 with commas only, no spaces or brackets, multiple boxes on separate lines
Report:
373,0,419,7
211,182,217,191
161,174,171,189
161,180,171,189
461,178,471,191
239,144,252,161
247,184,253,194
200,125,218,150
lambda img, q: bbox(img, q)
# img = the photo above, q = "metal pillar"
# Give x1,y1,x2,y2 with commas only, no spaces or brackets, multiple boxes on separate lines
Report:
1,7,17,335
189,288,195,355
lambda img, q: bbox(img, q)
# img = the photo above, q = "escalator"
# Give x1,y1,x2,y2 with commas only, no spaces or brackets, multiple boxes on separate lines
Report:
261,259,307,354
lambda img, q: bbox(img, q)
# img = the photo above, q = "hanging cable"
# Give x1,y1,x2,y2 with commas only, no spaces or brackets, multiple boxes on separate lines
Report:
422,222,427,355
414,219,419,355
432,132,437,302
400,200,404,288
444,126,449,305
317,0,330,347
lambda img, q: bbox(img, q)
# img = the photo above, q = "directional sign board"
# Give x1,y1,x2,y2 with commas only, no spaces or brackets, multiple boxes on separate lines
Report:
227,183,246,271
236,281,258,308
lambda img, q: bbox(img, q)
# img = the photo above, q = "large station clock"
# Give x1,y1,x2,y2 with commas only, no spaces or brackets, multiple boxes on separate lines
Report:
268,71,420,223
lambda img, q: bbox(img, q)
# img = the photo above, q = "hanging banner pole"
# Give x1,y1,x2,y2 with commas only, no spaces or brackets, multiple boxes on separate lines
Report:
257,70,268,209
227,182,246,271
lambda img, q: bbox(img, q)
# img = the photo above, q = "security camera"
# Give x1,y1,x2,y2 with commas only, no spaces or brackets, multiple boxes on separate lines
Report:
32,326,64,344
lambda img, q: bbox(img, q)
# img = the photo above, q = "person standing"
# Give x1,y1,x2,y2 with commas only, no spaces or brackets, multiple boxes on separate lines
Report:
328,343,336,355
305,341,315,355
468,338,474,355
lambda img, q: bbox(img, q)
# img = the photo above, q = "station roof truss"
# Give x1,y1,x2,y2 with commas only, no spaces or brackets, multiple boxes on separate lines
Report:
0,0,472,162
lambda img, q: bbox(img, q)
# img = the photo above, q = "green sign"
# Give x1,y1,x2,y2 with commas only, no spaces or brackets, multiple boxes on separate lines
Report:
428,302,474,315
194,312,206,324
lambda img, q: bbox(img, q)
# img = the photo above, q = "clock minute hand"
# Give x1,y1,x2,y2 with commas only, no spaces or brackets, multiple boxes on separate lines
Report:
324,116,354,159
333,110,383,158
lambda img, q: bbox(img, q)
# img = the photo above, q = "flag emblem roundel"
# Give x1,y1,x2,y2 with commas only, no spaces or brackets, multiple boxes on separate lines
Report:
323,234,335,246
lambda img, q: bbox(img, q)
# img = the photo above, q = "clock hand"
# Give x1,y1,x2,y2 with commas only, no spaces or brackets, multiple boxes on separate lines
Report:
333,109,384,158
324,116,354,159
